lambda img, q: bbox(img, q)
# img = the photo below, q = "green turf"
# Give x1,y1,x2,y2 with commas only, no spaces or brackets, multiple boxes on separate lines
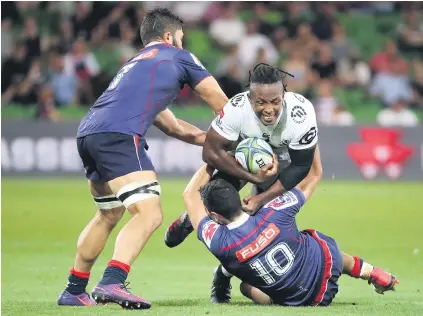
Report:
2,179,423,315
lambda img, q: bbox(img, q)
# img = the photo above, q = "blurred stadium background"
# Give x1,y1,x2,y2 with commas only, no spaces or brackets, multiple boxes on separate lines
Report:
1,1,423,123
1,2,423,315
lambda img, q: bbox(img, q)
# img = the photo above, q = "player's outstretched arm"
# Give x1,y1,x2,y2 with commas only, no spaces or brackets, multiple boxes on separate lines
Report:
174,50,228,113
203,128,278,184
194,76,228,113
154,109,206,146
182,164,215,231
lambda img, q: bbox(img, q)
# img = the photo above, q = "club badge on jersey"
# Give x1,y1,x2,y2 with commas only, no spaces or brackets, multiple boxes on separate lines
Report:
202,220,219,248
265,191,299,210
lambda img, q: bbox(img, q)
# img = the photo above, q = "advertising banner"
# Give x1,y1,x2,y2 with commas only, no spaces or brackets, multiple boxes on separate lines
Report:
2,121,422,180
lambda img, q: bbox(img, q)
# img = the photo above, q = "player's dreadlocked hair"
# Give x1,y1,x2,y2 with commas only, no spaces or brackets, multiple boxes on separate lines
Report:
140,8,183,45
200,179,242,221
247,63,294,92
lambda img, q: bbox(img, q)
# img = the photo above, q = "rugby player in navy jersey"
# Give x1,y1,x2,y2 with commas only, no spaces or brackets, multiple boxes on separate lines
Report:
182,150,399,307
165,65,317,251
57,8,229,309
165,64,318,302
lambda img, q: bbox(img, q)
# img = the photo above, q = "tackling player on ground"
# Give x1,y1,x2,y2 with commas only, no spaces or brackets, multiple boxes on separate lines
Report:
183,158,399,307
57,8,228,309
165,64,321,301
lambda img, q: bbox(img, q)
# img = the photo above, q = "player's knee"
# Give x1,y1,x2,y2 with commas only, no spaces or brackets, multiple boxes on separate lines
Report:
239,282,251,298
240,282,272,305
149,208,163,231
126,196,163,231
99,207,125,228
116,180,161,209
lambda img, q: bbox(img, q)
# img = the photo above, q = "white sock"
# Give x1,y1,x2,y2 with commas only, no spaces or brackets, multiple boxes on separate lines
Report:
221,266,233,278
360,262,374,279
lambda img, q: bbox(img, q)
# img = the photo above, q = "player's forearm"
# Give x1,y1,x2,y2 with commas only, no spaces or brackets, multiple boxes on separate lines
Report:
154,109,206,146
278,163,312,191
183,164,213,230
194,76,228,112
278,146,316,191
202,147,259,184
295,146,323,200
172,119,206,146
254,146,318,206
255,181,286,207
183,164,214,196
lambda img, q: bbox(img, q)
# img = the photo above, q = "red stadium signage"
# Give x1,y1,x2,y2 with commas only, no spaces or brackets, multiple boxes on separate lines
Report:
347,128,415,180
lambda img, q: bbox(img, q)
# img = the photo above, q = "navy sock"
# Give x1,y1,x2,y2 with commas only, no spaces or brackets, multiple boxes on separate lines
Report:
66,269,89,295
100,266,128,285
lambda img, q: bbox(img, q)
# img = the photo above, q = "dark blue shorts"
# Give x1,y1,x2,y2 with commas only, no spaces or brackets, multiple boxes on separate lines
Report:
304,229,343,307
76,132,154,182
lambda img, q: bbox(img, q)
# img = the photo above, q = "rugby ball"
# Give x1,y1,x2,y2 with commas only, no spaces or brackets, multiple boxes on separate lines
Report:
235,137,274,174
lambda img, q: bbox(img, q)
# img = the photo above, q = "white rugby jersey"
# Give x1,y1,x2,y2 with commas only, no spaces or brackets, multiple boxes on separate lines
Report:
211,91,318,164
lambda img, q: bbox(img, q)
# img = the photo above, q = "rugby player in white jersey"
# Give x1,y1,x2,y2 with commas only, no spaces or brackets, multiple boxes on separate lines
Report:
165,63,322,303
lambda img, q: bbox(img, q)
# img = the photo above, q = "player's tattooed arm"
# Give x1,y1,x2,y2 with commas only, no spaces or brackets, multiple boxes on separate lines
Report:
203,128,278,184
183,164,215,231
154,109,206,146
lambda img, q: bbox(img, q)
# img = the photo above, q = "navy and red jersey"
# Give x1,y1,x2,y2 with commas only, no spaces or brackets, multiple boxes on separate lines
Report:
197,188,325,306
77,43,210,138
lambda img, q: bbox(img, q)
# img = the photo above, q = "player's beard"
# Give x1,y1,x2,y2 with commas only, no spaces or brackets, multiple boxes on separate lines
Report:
172,35,182,49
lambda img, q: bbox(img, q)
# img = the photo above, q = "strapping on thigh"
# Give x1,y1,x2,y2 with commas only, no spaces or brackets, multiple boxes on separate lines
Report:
92,194,123,210
116,181,161,208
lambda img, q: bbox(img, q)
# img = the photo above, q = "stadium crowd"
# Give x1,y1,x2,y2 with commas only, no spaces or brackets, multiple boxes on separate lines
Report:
1,1,422,126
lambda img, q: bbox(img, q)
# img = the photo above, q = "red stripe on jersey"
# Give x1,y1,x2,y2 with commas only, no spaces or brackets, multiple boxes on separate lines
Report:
139,59,172,136
304,229,333,306
221,210,274,251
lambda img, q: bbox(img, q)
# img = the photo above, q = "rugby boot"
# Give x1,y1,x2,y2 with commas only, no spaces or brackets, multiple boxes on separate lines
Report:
91,282,151,309
164,211,194,248
210,266,232,304
57,290,96,306
368,267,399,294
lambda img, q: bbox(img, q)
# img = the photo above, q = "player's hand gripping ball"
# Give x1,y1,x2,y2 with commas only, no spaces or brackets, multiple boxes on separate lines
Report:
235,137,274,173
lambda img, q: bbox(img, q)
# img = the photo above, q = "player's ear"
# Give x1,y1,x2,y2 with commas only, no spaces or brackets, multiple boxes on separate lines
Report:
209,212,221,224
163,31,172,43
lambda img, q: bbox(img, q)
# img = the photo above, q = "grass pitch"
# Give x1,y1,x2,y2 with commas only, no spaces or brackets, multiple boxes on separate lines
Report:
2,178,423,316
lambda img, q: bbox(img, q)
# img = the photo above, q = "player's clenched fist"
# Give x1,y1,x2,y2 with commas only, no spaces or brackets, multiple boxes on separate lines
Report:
253,154,279,184
241,194,263,215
